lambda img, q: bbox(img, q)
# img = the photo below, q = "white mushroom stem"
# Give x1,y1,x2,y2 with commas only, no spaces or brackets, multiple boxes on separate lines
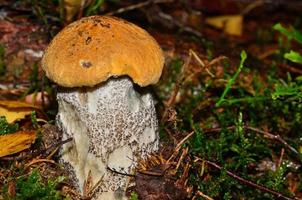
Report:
56,77,159,200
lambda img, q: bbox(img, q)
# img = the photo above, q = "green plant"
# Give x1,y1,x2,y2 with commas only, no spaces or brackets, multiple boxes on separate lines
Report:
31,111,39,129
273,23,302,64
216,50,247,107
129,192,138,200
3,170,65,200
272,74,302,101
84,0,105,16
0,116,19,135
156,42,301,198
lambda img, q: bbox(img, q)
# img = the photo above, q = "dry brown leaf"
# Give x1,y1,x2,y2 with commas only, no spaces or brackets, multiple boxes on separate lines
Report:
0,130,36,157
205,15,243,36
0,100,39,109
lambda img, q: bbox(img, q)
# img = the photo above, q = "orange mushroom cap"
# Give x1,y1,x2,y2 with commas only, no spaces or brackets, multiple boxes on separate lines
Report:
42,16,165,87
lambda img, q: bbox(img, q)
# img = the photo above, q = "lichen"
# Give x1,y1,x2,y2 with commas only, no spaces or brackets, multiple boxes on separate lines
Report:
56,77,159,199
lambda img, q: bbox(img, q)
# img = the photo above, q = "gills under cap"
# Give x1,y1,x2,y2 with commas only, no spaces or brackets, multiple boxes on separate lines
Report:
42,16,164,87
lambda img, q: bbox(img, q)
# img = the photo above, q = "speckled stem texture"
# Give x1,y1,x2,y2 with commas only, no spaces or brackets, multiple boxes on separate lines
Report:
56,77,159,200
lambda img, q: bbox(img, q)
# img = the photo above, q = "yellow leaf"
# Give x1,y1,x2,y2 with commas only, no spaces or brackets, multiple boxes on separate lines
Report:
0,131,36,157
205,15,243,36
0,107,32,123
0,100,39,123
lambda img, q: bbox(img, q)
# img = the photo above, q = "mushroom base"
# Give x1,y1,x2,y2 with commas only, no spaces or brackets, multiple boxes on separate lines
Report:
56,77,159,200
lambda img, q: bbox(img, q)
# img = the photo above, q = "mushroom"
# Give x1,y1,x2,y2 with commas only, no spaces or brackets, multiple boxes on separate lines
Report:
41,16,164,199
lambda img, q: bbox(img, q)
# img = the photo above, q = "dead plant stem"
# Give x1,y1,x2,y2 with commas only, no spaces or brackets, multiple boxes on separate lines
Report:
198,158,297,200
203,125,300,161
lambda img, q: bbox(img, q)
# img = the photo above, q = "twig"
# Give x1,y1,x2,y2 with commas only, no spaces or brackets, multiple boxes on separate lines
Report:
168,131,194,162
161,53,192,123
192,191,214,200
86,174,105,199
106,166,135,177
203,125,300,161
257,47,278,59
157,10,203,38
263,59,302,75
278,148,285,169
107,165,164,177
25,158,56,169
61,185,83,200
137,170,164,177
190,49,215,78
177,162,190,186
164,127,177,145
106,0,173,16
207,55,228,68
279,63,302,75
42,137,73,156
184,52,227,84
83,170,93,198
198,158,297,200
175,131,194,150
242,0,265,15
244,126,300,157
176,147,188,171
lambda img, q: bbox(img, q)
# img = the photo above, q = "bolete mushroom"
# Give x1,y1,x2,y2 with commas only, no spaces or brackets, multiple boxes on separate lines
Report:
41,16,164,199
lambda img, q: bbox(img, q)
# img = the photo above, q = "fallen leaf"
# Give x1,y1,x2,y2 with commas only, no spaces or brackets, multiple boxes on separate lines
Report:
0,100,39,123
0,100,39,109
205,15,243,36
0,130,36,157
0,107,32,123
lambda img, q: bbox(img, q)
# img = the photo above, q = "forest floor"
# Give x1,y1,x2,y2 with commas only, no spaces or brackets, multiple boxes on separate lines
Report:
0,1,302,200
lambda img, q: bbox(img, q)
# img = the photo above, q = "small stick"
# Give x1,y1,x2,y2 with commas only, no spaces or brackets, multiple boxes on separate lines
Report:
25,158,56,169
106,166,136,177
279,63,302,75
202,159,297,200
161,53,192,123
164,127,177,145
168,131,194,162
107,165,165,177
177,162,190,186
190,49,215,78
175,131,194,150
244,126,300,157
192,191,214,200
87,174,105,199
137,170,164,177
46,147,59,159
176,147,188,171
157,11,203,38
61,185,83,200
106,0,173,16
203,125,300,161
277,148,285,169
83,170,93,198
42,137,73,156
241,0,265,15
